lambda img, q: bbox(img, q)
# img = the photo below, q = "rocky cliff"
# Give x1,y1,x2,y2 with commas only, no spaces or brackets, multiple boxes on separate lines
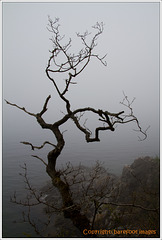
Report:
95,156,160,237
40,156,160,237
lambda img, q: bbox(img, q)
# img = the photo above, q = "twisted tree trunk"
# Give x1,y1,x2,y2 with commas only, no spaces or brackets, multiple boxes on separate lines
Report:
45,125,91,235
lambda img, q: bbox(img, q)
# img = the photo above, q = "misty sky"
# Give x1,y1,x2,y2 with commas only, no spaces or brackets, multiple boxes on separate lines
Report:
3,2,160,160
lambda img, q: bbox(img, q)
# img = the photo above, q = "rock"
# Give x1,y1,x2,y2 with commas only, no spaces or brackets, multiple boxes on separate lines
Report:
95,156,160,237
116,156,159,205
39,157,160,237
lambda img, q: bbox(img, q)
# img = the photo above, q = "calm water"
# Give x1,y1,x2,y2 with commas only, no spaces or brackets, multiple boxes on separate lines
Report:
3,139,159,238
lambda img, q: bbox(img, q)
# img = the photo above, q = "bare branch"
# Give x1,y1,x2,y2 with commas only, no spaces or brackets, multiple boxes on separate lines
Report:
110,92,149,140
103,202,159,213
11,163,60,211
46,18,107,104
23,207,42,236
39,95,51,116
31,155,48,167
20,141,56,151
5,99,36,117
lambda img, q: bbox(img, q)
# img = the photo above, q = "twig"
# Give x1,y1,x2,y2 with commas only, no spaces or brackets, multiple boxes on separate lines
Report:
103,202,159,212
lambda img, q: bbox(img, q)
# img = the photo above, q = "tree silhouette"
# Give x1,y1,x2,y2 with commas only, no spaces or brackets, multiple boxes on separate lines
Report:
6,17,149,236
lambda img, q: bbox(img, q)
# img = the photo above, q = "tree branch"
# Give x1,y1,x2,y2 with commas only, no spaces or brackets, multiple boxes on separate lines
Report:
103,202,159,213
46,18,107,107
20,141,56,151
5,99,36,117
31,155,48,167
39,95,51,116
118,92,150,140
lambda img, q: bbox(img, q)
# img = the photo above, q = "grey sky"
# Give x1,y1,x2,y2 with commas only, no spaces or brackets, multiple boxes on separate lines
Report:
3,2,160,158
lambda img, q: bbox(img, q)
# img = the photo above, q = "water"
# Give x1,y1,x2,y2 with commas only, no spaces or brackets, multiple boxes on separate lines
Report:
2,138,159,238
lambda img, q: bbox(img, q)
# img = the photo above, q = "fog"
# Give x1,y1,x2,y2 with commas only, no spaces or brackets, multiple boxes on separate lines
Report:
3,2,160,166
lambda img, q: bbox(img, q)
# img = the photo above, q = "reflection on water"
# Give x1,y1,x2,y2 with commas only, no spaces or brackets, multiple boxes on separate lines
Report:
3,139,159,237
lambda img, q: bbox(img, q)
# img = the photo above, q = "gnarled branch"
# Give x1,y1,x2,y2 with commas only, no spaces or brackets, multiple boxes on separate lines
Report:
20,141,56,151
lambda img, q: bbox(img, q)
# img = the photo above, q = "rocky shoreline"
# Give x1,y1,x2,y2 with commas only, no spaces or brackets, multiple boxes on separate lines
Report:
40,156,160,237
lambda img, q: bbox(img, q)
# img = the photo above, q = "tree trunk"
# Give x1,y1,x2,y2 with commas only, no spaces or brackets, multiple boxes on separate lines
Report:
46,125,92,236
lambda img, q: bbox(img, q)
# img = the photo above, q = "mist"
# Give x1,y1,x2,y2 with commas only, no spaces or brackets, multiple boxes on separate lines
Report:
3,2,160,171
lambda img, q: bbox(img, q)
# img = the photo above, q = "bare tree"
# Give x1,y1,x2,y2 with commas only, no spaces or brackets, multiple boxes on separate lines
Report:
6,17,149,236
